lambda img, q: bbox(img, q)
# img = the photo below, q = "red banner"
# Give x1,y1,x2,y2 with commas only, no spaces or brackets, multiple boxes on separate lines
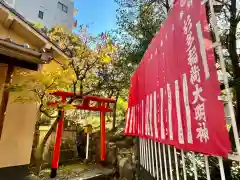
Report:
124,0,231,157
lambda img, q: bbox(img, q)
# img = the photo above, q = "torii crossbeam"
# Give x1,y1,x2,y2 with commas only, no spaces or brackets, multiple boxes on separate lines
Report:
47,91,115,178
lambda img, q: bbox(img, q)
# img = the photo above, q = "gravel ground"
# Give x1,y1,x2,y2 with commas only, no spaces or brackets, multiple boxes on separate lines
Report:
35,164,115,180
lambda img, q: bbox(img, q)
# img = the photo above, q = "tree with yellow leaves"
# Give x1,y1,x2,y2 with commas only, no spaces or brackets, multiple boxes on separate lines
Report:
10,25,118,174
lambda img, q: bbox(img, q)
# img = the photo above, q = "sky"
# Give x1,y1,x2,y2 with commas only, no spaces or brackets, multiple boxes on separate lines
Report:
74,0,118,36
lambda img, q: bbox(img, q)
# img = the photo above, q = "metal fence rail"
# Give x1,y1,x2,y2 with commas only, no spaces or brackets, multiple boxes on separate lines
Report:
137,138,240,180
136,0,240,179
137,137,240,179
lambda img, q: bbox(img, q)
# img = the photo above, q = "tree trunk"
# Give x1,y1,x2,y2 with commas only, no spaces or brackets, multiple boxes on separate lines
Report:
205,1,236,179
30,110,41,168
112,93,119,132
165,0,170,12
34,110,61,175
222,1,239,179
229,0,240,150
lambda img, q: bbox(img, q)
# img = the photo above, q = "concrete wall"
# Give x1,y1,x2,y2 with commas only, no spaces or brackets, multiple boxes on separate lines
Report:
39,126,77,147
39,126,77,162
3,0,74,30
0,65,38,168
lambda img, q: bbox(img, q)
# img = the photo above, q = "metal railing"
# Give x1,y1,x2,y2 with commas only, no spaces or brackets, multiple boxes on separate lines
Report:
137,138,240,180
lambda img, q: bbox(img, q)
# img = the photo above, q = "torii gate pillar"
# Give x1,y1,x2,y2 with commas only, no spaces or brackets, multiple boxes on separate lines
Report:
100,110,106,161
47,91,115,178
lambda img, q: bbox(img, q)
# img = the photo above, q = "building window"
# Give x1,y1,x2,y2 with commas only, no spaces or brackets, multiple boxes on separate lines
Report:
38,11,44,19
58,2,68,13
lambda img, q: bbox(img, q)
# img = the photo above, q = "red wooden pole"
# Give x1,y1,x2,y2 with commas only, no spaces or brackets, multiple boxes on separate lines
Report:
100,110,106,161
50,96,66,178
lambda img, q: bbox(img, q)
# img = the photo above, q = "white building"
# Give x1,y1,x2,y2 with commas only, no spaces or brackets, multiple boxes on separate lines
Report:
3,0,75,30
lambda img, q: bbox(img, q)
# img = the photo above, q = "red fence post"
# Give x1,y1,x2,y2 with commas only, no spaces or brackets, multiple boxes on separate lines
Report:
50,96,66,178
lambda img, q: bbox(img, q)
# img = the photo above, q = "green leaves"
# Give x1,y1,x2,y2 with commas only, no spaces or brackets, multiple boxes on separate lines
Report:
116,97,128,116
115,0,167,65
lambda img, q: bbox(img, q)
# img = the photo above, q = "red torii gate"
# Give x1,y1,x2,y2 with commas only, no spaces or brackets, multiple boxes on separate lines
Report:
47,91,115,178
